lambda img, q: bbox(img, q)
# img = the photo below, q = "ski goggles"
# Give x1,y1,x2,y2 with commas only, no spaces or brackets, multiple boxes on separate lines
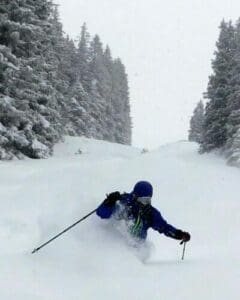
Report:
136,196,152,205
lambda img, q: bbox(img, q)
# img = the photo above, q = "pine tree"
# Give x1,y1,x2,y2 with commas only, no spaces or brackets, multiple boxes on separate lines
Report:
102,45,116,141
200,20,236,153
224,20,240,163
0,0,64,158
188,100,204,143
111,58,131,144
88,35,109,139
77,23,91,92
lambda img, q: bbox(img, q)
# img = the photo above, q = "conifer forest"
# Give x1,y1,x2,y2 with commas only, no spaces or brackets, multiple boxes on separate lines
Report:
189,20,240,165
0,1,131,159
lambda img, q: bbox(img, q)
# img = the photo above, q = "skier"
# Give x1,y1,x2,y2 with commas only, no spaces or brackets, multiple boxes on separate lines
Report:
96,181,191,244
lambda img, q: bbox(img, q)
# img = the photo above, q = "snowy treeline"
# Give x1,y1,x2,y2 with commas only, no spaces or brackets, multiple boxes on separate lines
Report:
0,0,131,159
188,100,204,144
189,19,240,166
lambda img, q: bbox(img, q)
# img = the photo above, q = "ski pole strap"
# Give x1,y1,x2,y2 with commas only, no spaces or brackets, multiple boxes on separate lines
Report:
32,208,97,254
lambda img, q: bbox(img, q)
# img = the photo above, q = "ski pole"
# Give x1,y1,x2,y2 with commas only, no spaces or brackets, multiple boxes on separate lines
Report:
181,242,186,260
32,208,97,254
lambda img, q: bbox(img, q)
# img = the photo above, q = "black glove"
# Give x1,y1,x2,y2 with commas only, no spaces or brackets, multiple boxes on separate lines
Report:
175,230,191,244
180,231,191,244
103,191,121,206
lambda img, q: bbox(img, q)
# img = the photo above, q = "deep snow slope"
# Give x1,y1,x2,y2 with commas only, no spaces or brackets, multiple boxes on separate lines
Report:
0,136,239,300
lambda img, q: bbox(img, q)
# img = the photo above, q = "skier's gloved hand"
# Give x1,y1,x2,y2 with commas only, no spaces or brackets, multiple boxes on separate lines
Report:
175,230,191,244
103,191,121,206
180,231,191,244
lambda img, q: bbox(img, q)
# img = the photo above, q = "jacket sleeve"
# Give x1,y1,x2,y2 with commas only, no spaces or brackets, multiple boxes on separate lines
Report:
96,201,116,219
96,193,128,219
151,207,180,239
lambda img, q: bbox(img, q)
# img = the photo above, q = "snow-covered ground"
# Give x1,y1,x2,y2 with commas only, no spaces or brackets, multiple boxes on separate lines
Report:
0,136,239,300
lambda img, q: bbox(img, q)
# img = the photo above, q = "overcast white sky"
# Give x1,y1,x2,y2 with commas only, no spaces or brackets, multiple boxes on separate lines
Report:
55,0,240,149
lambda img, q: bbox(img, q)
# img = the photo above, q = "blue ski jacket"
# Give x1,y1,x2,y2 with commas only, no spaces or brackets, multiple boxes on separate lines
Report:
96,193,179,240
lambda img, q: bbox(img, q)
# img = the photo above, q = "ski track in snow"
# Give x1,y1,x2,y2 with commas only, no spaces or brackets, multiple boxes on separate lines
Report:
0,136,239,300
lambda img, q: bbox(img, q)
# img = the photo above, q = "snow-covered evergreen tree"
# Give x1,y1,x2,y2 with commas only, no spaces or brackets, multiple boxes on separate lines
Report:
111,58,131,144
200,20,236,153
0,0,63,158
188,100,204,144
224,20,240,164
0,3,132,159
77,23,91,92
88,35,109,139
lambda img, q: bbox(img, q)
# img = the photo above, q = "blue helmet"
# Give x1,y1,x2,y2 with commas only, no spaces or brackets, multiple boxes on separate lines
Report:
133,181,153,197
